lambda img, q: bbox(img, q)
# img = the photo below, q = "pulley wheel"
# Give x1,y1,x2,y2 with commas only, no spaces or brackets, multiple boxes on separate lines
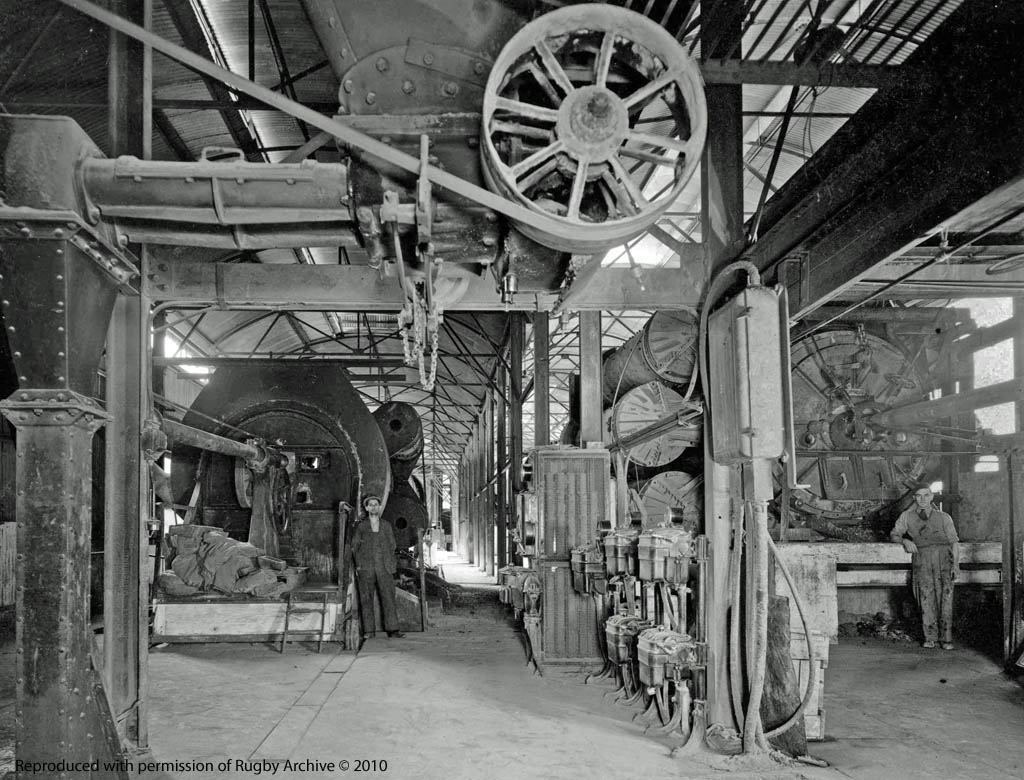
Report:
480,4,706,253
639,471,703,530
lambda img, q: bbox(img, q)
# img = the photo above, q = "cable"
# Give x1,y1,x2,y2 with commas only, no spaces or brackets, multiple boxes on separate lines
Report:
743,499,770,754
763,531,820,739
729,500,746,733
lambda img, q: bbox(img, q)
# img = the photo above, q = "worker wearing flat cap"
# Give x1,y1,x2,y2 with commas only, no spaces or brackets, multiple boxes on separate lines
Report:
351,494,403,639
890,487,959,650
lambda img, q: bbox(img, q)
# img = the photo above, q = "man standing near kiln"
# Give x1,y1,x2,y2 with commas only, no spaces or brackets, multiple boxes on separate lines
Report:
352,495,404,639
890,486,959,650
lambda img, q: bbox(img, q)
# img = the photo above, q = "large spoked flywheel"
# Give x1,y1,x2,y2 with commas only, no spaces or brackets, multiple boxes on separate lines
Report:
481,4,707,253
785,328,940,532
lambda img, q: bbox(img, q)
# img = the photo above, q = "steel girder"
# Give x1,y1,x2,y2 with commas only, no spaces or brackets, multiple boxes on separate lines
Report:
741,1,1024,316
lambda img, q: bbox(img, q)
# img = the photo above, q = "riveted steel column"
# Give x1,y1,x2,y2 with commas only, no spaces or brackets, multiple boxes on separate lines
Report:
0,391,125,776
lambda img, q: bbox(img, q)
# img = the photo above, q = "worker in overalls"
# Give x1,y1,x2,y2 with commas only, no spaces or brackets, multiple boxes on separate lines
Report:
352,495,404,639
890,487,959,650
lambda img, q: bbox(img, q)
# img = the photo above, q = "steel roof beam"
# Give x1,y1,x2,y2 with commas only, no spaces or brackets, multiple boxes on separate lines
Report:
146,262,701,311
740,1,1024,318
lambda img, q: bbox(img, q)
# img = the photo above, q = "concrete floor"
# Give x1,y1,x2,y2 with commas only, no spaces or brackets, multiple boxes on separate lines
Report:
2,556,1024,779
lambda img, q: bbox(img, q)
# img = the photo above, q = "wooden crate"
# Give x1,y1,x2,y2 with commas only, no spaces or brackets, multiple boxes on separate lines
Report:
791,630,828,741
153,597,337,642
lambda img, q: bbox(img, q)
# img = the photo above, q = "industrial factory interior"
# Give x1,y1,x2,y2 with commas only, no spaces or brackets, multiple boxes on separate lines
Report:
2,0,1024,778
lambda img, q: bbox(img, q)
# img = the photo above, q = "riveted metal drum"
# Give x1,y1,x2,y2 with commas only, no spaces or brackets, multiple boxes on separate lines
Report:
637,628,700,687
603,526,640,576
602,310,699,405
639,471,703,531
609,382,700,467
605,614,652,664
372,401,424,461
480,4,707,253
637,526,696,583
381,481,428,551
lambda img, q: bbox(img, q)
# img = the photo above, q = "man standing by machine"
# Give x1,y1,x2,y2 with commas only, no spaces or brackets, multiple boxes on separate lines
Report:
890,487,959,649
352,495,404,639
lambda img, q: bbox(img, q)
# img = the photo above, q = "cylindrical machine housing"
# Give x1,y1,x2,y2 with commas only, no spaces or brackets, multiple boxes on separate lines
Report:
602,310,699,406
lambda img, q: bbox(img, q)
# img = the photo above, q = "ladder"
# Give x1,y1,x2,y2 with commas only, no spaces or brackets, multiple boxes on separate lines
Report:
280,592,329,653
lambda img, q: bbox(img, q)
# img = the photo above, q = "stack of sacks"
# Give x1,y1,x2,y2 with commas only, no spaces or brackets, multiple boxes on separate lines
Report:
158,524,289,598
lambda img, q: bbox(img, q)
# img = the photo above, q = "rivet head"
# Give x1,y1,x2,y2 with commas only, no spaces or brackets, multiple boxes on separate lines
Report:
343,79,354,94
423,52,434,65
402,80,415,95
474,61,487,75
375,56,389,73
13,351,20,358
365,92,377,105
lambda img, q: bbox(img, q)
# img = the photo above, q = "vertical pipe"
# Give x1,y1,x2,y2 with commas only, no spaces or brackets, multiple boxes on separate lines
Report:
417,527,426,631
509,314,524,562
485,395,495,577
497,369,508,571
534,313,550,448
578,311,603,446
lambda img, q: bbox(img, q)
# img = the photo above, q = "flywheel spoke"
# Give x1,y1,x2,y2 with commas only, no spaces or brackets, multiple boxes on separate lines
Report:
489,119,554,142
528,62,565,107
566,157,589,219
608,154,650,211
534,38,575,96
494,96,559,124
628,130,696,157
511,139,566,180
600,171,639,217
595,32,616,88
622,69,680,110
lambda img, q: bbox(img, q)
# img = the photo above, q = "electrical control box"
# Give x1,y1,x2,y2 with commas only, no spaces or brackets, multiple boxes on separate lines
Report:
707,284,787,463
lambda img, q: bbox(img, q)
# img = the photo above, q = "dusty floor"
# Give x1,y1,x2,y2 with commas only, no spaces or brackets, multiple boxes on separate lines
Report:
2,557,1023,779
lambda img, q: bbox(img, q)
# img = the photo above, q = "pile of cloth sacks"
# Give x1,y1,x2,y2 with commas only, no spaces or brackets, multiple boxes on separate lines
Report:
158,524,290,598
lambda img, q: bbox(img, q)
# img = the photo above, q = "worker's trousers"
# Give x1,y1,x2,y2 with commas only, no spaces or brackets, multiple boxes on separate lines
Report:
912,545,955,643
356,567,400,635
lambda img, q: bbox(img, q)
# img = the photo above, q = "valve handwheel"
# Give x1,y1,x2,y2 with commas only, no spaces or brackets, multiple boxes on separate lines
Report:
481,4,707,253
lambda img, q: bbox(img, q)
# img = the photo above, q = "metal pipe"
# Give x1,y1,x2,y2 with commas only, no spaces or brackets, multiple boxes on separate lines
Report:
115,220,359,249
417,527,427,632
162,418,260,460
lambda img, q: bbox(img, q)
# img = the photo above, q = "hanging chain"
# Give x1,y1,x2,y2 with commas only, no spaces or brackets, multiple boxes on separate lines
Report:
398,303,414,366
398,288,441,392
